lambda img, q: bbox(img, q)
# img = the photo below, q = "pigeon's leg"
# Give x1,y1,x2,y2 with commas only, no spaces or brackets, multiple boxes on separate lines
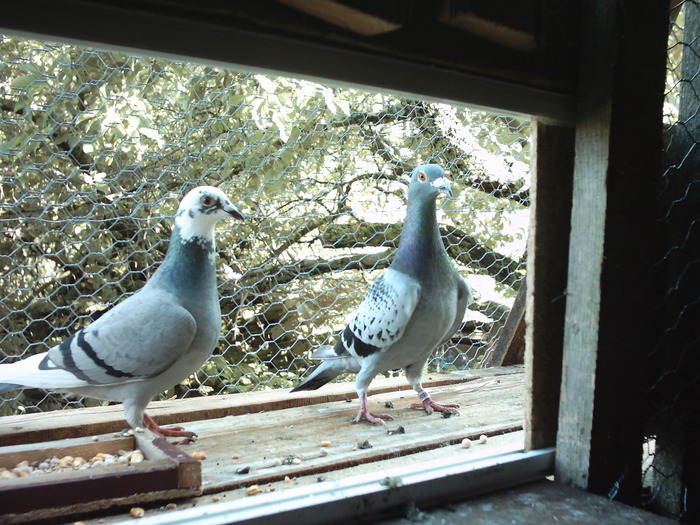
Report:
352,393,394,425
405,361,459,416
143,414,197,444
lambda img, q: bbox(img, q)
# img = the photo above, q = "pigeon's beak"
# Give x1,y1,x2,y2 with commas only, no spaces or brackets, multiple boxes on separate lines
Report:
225,203,245,221
431,176,453,198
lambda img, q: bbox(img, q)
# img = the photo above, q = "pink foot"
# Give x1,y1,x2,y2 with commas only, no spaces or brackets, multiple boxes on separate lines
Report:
409,398,460,416
352,410,394,425
144,414,197,444
352,393,395,425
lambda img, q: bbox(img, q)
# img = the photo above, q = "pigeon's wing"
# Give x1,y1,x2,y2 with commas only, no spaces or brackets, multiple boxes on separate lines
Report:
440,276,472,346
339,268,421,358
45,287,197,386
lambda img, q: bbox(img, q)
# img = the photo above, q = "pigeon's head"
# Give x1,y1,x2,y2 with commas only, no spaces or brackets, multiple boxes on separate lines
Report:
175,186,244,241
408,164,452,200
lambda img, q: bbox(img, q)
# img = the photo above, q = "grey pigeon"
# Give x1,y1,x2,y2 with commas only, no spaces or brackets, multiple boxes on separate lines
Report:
0,186,243,440
292,164,472,424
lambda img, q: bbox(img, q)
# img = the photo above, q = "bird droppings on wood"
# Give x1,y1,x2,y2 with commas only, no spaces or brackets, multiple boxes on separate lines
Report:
380,476,403,489
387,425,406,435
384,400,394,409
358,440,373,449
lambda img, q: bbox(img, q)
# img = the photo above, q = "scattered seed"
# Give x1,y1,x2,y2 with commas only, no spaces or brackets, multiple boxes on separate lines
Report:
320,440,332,447
479,434,488,444
292,458,302,465
358,440,373,450
272,458,282,466
461,438,472,449
130,450,145,463
317,475,326,482
211,496,220,502
246,485,260,496
129,507,145,518
319,448,328,457
236,466,251,475
231,455,240,460
387,426,405,435
191,451,207,460
134,427,144,433
282,456,300,465
284,476,291,483
165,503,177,510
91,436,100,442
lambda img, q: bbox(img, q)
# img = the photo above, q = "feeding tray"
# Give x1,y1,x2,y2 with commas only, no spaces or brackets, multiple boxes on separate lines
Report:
0,430,201,524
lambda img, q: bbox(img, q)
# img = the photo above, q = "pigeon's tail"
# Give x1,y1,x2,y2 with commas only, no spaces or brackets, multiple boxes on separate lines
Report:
290,353,360,392
0,352,88,391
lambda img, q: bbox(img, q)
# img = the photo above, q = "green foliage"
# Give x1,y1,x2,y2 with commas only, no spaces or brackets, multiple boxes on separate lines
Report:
0,35,530,416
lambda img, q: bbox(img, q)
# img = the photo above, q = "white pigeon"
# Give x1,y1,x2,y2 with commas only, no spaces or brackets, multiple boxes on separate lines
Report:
0,186,243,441
292,164,472,424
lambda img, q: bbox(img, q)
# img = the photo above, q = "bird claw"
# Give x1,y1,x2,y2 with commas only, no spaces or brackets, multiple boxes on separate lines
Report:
143,415,197,443
352,411,394,425
409,399,460,416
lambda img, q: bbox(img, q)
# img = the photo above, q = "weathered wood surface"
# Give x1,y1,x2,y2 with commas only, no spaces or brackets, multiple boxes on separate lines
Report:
0,432,201,524
0,368,516,447
525,120,574,451
184,368,524,493
0,366,524,516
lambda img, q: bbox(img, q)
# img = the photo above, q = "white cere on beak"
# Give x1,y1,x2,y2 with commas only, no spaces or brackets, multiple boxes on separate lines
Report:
431,176,453,197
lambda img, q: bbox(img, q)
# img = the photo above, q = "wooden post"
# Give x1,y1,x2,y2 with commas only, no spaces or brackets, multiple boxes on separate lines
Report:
524,121,574,451
556,0,668,507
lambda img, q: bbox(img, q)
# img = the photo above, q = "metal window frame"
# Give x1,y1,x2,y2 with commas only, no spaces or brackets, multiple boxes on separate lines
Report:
128,445,555,525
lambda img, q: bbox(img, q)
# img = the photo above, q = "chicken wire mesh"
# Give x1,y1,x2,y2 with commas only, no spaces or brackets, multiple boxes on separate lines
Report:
642,2,700,520
0,35,529,418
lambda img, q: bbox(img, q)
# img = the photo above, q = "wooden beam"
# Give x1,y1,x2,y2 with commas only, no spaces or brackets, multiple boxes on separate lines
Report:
525,121,574,451
484,280,527,368
556,0,668,506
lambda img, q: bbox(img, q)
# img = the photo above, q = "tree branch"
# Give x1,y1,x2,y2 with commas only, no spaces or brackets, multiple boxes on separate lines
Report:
318,220,524,288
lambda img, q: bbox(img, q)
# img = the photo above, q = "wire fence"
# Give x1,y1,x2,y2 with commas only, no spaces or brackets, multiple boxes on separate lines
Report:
642,1,700,520
0,35,530,417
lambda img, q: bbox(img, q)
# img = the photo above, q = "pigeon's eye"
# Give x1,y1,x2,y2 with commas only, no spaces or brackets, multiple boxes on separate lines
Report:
201,195,214,207
417,171,428,182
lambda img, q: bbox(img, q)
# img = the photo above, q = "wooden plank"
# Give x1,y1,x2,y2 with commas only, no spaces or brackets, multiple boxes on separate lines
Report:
525,121,574,451
168,369,526,493
0,367,524,523
484,280,527,368
0,431,202,523
0,370,503,447
277,0,402,35
557,0,668,505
